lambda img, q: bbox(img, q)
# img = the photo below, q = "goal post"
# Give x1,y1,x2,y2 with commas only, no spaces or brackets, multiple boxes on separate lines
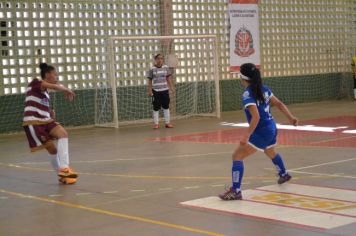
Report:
95,35,221,128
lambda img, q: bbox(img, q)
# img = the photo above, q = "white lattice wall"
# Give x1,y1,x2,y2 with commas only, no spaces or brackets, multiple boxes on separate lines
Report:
1,0,355,95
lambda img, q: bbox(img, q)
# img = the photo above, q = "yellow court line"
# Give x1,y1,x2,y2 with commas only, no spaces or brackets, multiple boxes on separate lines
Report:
0,162,229,180
4,161,322,181
329,205,356,212
78,171,230,180
0,188,224,236
0,161,273,181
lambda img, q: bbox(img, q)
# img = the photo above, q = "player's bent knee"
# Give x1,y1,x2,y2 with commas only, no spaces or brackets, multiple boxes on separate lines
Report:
232,151,242,161
46,144,57,155
61,130,68,138
57,127,68,138
50,125,68,139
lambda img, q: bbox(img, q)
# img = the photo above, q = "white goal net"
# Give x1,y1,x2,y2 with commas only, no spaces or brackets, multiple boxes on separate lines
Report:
95,35,221,128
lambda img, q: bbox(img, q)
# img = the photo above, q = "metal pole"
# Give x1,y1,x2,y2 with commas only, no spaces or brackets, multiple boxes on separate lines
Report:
108,38,119,128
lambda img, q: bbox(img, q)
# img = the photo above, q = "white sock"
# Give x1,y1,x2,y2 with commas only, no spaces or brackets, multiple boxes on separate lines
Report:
153,110,159,124
57,138,69,169
163,109,170,124
48,154,60,171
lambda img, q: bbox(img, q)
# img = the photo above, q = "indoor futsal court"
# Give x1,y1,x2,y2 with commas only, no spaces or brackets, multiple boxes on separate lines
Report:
1,101,356,236
1,0,356,236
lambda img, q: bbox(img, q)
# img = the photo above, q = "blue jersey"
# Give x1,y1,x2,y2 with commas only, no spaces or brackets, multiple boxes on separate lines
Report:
242,85,275,133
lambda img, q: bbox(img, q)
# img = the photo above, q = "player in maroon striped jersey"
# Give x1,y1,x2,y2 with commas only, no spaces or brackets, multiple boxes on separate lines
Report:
23,63,78,184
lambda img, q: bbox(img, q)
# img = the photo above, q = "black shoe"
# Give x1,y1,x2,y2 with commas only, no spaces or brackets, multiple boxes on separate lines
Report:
278,173,292,184
219,187,242,200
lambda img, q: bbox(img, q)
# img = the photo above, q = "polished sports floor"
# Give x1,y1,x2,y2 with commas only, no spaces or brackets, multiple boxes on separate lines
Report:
0,100,355,236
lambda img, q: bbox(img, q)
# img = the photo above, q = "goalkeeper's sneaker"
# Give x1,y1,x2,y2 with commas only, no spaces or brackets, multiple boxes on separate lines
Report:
165,123,174,128
219,187,242,200
278,173,292,184
58,167,78,178
153,124,159,129
58,177,77,185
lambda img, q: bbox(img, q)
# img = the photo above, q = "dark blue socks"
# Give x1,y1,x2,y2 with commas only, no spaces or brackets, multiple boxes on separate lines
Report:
272,154,287,176
232,160,244,192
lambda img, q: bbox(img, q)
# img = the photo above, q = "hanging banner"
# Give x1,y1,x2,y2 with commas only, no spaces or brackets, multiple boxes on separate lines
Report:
229,0,260,72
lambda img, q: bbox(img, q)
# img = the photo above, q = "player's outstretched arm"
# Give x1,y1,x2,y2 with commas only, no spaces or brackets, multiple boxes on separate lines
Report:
41,80,75,101
270,96,298,126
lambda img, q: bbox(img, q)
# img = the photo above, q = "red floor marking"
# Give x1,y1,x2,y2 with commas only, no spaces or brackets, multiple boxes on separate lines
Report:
149,116,356,148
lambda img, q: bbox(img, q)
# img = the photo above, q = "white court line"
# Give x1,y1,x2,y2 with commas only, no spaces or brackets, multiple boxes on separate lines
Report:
289,170,356,179
184,186,200,189
310,135,356,144
76,192,92,196
290,157,356,171
91,183,223,207
103,191,118,194
343,130,356,134
211,184,225,188
8,164,23,168
220,122,351,132
92,191,175,207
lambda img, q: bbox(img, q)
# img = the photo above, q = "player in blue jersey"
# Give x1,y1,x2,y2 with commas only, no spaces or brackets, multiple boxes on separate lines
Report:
219,63,298,200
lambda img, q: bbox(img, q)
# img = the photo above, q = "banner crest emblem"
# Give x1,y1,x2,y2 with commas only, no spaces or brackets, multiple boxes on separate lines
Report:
234,26,255,57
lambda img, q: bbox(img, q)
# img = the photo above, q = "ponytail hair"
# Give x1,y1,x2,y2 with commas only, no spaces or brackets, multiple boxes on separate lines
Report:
240,63,265,103
39,63,55,79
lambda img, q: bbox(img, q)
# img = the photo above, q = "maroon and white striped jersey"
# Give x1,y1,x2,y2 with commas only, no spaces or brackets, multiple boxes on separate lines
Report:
22,78,53,126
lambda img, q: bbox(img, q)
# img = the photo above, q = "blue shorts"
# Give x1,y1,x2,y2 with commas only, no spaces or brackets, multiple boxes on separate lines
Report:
248,124,277,151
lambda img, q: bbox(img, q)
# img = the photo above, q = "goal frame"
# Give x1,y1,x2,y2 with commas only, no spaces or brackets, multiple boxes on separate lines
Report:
106,35,221,128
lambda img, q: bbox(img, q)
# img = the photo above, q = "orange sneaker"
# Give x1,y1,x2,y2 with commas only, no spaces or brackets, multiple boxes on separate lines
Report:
153,124,159,129
58,167,78,178
165,123,174,128
58,177,77,185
